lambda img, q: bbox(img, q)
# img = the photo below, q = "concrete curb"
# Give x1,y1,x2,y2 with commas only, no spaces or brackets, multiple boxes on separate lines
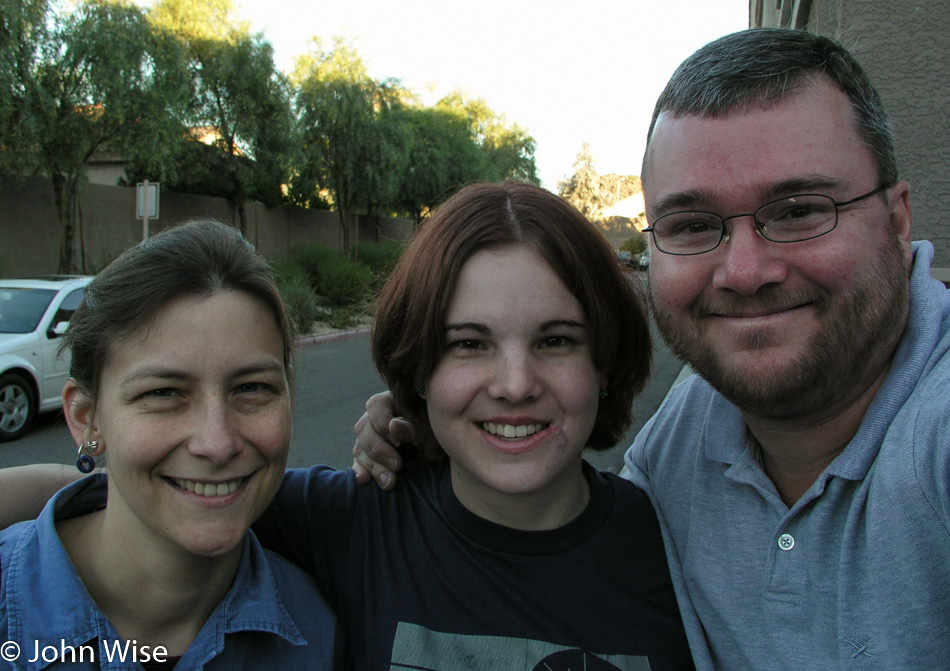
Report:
295,327,371,348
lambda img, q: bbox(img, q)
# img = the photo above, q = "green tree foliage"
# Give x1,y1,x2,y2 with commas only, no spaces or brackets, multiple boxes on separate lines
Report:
147,0,297,234
5,0,190,272
558,143,602,220
558,146,642,227
292,41,535,231
360,85,414,219
148,0,248,43
292,38,415,254
0,0,48,174
437,91,539,184
619,234,647,255
293,38,374,254
2,4,541,268
385,106,491,223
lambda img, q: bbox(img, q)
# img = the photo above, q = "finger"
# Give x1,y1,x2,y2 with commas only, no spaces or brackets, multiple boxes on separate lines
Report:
388,417,416,446
351,459,371,485
355,412,403,472
366,392,397,444
352,444,395,490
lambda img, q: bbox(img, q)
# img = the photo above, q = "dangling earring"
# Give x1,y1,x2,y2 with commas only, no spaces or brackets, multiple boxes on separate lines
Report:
599,388,608,399
76,441,98,473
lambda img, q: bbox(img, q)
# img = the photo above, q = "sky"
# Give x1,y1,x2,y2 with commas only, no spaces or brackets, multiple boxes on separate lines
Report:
234,0,749,191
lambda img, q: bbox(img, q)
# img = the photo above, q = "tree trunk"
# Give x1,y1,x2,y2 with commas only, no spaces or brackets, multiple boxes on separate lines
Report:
235,188,247,236
78,191,86,274
53,173,76,274
337,208,351,259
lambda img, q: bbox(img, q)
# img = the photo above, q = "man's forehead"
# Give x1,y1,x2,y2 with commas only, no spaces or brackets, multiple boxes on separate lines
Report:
643,82,867,206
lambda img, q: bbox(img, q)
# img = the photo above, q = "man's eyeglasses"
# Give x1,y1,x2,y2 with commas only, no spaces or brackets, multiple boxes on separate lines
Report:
642,185,889,256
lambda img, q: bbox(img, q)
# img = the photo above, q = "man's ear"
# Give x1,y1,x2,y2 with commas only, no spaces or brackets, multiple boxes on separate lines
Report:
887,181,913,272
62,379,102,452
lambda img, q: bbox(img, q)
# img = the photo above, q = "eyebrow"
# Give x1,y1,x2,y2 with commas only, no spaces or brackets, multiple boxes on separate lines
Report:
445,319,588,334
119,361,285,388
651,175,850,216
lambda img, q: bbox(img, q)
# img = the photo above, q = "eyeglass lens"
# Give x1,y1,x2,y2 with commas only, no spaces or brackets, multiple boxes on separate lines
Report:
651,194,838,254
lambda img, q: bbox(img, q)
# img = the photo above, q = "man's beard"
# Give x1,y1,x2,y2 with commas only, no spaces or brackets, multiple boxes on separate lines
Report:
650,233,910,421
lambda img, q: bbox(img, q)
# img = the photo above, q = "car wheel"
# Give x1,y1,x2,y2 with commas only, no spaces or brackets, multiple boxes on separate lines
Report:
0,373,36,442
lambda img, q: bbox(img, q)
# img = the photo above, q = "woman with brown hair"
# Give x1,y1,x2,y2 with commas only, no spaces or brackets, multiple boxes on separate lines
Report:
0,221,342,670
253,181,692,670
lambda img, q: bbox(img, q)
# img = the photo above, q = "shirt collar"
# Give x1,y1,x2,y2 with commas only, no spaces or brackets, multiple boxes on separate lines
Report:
702,242,942,485
5,475,306,669
6,475,113,667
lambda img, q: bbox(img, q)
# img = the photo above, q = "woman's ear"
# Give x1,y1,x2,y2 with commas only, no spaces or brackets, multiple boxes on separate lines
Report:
62,379,101,451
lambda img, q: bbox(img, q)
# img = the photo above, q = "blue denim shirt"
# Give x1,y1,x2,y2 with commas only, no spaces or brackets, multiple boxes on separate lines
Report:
0,475,342,670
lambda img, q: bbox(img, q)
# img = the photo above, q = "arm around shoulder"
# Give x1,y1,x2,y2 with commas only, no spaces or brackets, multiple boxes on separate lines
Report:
0,464,82,528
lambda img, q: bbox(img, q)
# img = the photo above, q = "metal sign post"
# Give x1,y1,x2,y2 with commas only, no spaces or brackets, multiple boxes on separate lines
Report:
136,181,160,240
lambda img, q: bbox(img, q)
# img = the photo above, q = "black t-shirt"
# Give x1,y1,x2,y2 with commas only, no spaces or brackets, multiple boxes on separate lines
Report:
255,459,693,670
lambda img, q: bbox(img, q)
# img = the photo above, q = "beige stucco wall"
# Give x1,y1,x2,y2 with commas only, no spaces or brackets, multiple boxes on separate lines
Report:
0,176,413,276
752,0,950,272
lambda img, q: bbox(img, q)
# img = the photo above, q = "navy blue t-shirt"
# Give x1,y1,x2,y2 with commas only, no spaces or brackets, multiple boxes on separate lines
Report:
254,459,693,670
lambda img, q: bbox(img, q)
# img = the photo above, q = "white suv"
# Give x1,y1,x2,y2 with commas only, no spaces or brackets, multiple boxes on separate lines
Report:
0,276,92,441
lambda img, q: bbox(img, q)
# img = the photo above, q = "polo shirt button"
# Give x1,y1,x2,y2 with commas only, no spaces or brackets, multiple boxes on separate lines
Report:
778,533,795,551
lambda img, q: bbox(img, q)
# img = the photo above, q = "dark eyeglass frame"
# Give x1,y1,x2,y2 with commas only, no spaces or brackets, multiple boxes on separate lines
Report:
643,184,890,256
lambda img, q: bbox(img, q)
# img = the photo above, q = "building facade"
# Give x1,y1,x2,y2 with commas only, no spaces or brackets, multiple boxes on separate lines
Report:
751,0,950,279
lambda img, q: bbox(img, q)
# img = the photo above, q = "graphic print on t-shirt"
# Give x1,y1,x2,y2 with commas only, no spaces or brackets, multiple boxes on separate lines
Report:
390,622,651,670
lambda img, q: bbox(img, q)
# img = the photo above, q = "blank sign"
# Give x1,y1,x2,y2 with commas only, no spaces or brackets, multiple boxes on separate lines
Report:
136,182,160,219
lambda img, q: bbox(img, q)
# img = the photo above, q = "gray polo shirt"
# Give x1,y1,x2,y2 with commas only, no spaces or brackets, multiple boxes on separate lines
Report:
627,241,950,670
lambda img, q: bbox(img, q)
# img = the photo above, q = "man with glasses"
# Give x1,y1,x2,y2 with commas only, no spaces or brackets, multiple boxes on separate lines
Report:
354,28,948,669
626,27,947,669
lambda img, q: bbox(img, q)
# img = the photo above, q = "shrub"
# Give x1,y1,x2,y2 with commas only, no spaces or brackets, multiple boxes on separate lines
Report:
279,279,319,333
290,244,347,288
288,243,375,307
354,240,405,277
269,257,310,288
316,256,374,306
619,234,647,256
269,258,319,332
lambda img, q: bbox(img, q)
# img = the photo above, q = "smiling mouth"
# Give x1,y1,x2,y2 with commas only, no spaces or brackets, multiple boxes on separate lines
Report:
171,477,244,497
480,422,547,439
714,305,807,319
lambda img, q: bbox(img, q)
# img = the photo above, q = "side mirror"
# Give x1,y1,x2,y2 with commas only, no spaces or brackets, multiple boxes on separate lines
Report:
48,321,70,338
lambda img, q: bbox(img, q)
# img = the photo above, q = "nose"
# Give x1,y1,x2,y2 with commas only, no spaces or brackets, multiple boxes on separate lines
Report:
712,216,787,295
187,395,244,464
487,347,542,403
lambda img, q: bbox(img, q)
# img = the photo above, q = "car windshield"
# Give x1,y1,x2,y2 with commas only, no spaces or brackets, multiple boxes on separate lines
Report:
0,288,57,334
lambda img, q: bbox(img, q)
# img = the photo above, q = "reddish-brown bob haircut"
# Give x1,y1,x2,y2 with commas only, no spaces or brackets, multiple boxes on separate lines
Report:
372,181,651,460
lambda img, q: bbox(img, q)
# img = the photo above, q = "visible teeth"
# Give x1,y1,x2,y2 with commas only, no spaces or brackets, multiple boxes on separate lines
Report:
482,422,545,439
173,478,241,497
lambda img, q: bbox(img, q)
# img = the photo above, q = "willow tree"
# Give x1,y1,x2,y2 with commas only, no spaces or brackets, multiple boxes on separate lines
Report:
389,106,492,224
436,91,539,184
292,37,383,255
0,0,48,176
12,0,189,272
150,0,297,234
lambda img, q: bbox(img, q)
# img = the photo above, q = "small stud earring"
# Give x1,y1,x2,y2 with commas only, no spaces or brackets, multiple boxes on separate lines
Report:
417,387,426,399
599,388,608,399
